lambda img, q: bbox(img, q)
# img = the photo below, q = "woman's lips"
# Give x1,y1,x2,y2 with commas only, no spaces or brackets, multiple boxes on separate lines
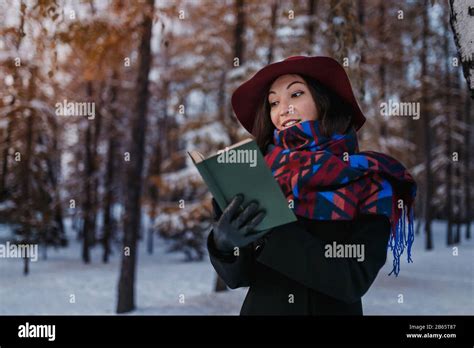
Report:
282,118,301,128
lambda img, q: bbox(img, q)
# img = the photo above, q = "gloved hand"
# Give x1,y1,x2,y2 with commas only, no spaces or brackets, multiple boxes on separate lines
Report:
211,194,269,253
211,197,223,221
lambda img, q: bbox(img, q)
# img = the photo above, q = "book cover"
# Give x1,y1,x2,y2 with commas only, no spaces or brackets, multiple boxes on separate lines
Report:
188,139,297,232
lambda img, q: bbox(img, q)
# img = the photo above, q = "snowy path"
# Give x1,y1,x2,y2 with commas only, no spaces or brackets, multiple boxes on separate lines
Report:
0,220,472,315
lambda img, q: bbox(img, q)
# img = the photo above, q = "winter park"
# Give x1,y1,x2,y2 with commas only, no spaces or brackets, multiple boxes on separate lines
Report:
0,218,473,315
0,0,473,321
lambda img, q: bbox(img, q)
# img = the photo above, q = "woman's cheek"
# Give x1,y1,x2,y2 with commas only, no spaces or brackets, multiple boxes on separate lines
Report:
271,114,279,128
301,101,317,120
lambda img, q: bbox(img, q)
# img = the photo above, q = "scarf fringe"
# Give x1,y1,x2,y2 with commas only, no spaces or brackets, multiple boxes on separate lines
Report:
388,204,415,276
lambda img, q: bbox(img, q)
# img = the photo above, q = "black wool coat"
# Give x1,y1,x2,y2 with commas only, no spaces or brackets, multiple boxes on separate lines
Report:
207,203,391,315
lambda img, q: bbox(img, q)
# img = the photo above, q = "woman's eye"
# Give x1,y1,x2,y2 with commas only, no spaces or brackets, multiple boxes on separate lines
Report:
291,91,304,98
269,101,278,108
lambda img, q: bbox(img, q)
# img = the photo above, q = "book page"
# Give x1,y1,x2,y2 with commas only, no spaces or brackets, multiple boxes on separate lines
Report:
187,151,205,163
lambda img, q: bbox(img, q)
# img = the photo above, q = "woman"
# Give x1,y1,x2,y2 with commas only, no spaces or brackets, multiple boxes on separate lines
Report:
206,56,417,315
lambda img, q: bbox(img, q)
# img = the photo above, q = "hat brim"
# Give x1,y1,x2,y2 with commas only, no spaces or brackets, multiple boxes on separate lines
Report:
231,56,366,134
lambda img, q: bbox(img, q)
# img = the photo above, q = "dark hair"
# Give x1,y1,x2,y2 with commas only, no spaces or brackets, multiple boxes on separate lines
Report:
252,74,355,154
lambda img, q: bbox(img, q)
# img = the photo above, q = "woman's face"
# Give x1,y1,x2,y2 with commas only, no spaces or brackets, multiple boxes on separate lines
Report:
268,74,319,130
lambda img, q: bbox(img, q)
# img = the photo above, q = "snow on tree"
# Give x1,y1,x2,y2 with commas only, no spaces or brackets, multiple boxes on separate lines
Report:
450,0,474,97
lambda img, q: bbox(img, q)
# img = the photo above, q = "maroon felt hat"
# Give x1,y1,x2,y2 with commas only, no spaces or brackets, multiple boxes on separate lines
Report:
231,55,366,134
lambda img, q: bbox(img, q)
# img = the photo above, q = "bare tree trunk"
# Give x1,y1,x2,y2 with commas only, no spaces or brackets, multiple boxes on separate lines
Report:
357,0,366,100
444,19,454,246
103,73,119,263
52,156,65,241
102,136,115,263
90,84,104,246
226,0,247,144
146,217,154,254
267,0,280,64
233,0,245,66
453,74,462,244
218,71,227,125
146,144,161,255
464,91,471,239
41,104,66,243
159,36,171,157
306,0,317,56
377,0,387,139
82,78,104,262
23,254,29,276
22,109,33,275
355,0,367,141
449,0,474,99
453,74,465,244
82,82,94,264
117,0,154,313
21,67,37,275
0,115,13,199
39,130,66,245
415,187,424,235
421,0,433,250
160,80,169,155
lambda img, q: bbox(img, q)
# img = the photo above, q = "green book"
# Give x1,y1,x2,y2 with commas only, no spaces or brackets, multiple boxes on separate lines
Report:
187,138,297,231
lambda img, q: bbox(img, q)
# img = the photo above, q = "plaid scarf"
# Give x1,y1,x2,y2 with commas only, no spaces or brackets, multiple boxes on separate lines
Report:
264,120,417,276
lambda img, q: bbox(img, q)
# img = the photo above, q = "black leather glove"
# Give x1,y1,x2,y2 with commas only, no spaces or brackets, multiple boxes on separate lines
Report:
211,194,269,253
211,198,223,221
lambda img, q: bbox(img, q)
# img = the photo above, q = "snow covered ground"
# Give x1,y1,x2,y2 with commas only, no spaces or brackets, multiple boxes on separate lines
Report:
0,220,472,315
